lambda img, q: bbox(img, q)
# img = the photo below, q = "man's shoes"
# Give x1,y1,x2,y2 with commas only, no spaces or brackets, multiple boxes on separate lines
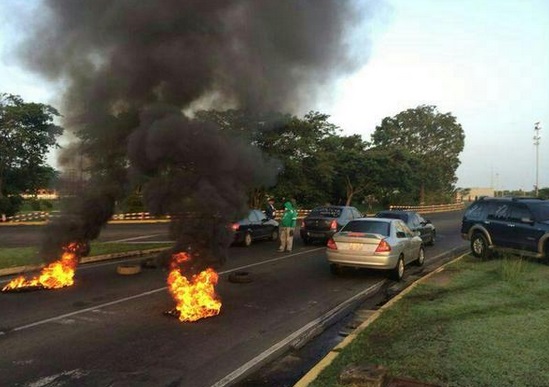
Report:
277,249,284,253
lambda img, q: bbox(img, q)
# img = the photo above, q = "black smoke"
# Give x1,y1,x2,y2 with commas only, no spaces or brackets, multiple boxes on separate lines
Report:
18,0,375,267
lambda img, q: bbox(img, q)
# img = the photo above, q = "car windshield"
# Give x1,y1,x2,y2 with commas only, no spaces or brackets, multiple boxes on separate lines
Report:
342,220,390,236
528,203,549,222
310,207,342,217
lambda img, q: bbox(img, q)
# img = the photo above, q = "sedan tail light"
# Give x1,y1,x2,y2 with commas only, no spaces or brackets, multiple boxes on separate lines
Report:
375,239,391,252
327,238,337,250
330,220,338,231
231,223,240,231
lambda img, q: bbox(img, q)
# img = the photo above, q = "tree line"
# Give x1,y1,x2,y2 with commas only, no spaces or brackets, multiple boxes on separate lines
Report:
1,92,466,216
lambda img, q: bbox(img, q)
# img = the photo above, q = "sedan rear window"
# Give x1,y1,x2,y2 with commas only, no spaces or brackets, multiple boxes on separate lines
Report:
310,207,342,217
342,220,390,236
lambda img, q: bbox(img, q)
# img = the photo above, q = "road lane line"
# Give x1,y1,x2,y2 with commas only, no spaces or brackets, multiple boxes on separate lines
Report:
1,248,325,335
106,234,162,243
210,281,384,387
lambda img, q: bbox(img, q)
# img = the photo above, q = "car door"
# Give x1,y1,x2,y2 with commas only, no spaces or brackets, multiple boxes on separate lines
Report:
394,220,414,263
485,202,513,248
507,204,542,252
407,213,424,239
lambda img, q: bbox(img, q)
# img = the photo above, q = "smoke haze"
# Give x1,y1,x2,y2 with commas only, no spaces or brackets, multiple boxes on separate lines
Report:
17,0,376,265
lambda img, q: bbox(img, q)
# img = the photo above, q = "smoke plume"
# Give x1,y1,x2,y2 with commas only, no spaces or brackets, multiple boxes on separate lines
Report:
18,0,374,266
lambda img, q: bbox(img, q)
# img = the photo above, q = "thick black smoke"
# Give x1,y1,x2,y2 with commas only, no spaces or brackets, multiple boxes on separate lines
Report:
18,0,374,266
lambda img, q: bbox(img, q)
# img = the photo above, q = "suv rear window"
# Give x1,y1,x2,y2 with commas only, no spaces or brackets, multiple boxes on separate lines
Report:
528,202,549,222
310,207,342,218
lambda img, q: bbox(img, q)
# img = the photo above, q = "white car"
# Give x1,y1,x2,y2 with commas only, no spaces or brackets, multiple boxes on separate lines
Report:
326,217,424,281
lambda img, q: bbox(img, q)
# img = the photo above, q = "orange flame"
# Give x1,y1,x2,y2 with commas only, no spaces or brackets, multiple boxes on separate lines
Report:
167,252,222,322
2,243,80,292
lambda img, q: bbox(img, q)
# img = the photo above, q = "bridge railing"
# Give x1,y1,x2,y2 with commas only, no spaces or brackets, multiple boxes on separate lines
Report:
1,204,463,223
389,202,465,214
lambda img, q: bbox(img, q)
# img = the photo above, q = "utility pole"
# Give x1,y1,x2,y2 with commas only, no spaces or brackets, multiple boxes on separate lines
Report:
534,122,542,196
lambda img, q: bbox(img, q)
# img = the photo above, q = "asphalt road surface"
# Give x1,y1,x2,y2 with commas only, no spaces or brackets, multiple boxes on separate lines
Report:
0,211,467,386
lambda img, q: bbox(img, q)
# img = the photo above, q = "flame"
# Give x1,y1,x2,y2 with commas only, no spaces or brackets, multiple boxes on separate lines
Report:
167,252,222,322
2,243,80,292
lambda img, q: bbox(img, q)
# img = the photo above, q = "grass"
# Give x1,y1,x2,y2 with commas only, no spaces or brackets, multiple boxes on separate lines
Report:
0,242,172,269
310,254,549,387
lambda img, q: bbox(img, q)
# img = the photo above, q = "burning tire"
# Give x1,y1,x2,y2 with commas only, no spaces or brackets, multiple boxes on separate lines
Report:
117,264,142,275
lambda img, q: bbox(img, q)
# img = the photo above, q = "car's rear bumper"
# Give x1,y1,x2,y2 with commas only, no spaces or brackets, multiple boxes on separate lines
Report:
326,250,398,270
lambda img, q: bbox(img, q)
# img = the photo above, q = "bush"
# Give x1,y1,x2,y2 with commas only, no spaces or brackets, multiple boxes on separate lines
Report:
0,195,23,217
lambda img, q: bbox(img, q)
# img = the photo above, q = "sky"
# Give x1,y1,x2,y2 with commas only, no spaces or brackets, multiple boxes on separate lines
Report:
1,0,548,191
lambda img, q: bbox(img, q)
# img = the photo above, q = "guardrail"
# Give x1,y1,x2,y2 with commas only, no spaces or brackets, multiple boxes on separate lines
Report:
1,204,463,223
389,202,465,214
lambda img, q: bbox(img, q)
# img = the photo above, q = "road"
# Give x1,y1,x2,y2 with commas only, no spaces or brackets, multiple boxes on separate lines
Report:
0,211,468,386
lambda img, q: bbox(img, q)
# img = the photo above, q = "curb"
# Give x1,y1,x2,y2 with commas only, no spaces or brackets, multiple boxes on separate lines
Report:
0,248,168,278
0,220,170,227
294,250,469,387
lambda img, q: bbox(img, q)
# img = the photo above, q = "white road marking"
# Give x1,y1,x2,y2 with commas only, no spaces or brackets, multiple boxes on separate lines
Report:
1,248,324,335
210,282,383,387
106,234,162,243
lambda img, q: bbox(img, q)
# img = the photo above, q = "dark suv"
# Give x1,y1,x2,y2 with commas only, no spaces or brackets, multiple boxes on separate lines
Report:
461,197,549,259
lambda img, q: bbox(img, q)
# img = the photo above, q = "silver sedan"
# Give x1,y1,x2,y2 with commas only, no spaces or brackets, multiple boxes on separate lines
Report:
326,217,424,281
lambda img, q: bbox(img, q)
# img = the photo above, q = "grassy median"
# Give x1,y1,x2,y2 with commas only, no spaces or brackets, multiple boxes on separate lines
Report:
0,242,172,269
311,254,549,387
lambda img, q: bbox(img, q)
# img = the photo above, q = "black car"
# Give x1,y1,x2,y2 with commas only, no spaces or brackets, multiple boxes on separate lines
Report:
231,209,279,247
376,210,436,246
461,196,549,259
300,206,363,245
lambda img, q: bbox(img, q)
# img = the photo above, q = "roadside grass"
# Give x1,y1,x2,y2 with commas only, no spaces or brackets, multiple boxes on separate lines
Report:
310,254,549,387
0,242,172,269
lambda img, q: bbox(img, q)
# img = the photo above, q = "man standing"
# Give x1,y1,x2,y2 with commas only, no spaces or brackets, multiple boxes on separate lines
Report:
278,200,297,252
265,198,276,220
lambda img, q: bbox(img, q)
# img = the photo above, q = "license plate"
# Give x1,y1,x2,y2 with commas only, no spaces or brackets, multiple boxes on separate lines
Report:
348,243,363,251
309,232,324,238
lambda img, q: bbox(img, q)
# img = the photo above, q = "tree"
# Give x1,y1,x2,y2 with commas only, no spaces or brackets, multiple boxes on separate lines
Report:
0,93,63,215
371,105,465,204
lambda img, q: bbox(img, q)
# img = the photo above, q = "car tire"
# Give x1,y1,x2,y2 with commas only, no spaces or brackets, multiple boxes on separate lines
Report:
428,231,436,246
228,271,253,283
330,263,341,275
414,247,425,267
271,229,279,241
390,256,405,281
243,232,252,247
471,232,489,259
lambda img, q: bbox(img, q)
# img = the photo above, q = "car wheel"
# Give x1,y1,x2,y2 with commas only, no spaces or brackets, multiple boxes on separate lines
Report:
243,232,252,247
471,233,489,259
330,263,341,275
390,256,405,281
414,247,425,267
271,229,279,241
428,231,436,246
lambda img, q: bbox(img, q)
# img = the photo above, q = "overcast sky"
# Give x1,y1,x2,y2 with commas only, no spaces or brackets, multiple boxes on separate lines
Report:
1,0,548,191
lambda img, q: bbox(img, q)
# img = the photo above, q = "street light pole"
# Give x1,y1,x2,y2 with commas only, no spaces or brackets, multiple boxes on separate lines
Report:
534,122,541,196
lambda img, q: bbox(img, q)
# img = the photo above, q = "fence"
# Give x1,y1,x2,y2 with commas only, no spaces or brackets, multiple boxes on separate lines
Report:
1,205,463,223
389,202,465,214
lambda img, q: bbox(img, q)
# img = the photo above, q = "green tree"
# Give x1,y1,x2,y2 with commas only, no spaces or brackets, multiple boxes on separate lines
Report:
371,105,465,204
0,93,63,215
